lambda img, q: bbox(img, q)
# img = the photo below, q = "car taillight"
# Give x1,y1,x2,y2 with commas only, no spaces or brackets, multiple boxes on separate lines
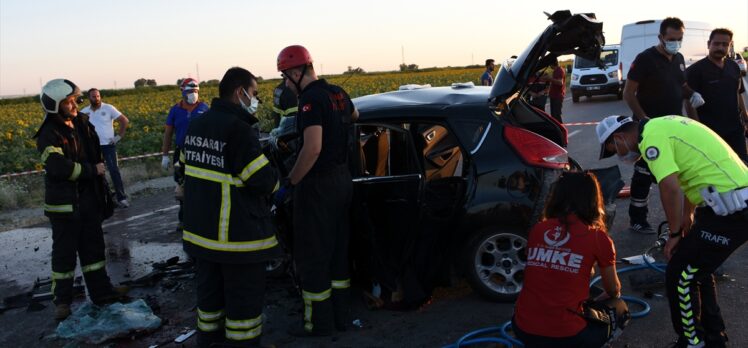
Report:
504,125,568,169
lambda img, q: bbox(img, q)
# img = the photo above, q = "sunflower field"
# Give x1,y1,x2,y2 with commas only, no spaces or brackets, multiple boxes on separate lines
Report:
0,67,485,174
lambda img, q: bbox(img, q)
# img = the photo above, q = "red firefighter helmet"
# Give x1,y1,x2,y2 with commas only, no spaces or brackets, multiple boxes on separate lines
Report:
180,78,199,92
277,45,313,71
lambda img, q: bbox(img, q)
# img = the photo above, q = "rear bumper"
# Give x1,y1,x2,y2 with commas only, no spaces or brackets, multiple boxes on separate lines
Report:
570,82,621,96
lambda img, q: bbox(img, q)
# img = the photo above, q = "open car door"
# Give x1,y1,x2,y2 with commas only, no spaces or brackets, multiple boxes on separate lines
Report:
490,10,605,147
350,123,425,305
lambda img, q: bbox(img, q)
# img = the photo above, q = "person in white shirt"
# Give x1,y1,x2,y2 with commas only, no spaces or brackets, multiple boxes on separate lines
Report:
81,88,130,208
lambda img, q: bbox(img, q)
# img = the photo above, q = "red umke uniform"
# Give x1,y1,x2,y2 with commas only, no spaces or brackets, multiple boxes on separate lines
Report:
514,214,616,337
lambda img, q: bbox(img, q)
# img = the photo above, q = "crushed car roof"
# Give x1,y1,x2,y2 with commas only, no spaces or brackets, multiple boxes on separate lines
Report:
353,86,492,119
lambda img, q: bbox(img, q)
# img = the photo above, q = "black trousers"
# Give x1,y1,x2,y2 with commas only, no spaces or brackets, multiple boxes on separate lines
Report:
50,189,114,305
512,298,628,348
629,158,656,226
666,207,747,348
720,130,748,163
195,258,266,347
529,95,547,111
292,165,353,333
549,97,563,123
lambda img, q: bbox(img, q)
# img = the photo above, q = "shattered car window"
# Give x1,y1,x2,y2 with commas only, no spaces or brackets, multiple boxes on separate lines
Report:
358,125,419,177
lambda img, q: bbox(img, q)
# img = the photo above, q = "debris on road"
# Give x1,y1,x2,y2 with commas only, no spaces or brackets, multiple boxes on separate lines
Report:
55,299,162,344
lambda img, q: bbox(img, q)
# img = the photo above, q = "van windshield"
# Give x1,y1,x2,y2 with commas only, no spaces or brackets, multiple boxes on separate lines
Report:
575,49,618,68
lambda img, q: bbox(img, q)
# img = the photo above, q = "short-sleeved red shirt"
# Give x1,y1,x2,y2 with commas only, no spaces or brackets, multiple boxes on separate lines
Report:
514,214,616,337
548,66,566,99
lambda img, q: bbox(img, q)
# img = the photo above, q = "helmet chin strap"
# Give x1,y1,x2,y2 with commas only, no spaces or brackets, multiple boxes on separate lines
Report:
290,65,308,96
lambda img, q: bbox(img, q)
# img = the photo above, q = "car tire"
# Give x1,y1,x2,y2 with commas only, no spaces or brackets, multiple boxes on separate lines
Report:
572,93,580,103
617,91,623,100
463,228,528,302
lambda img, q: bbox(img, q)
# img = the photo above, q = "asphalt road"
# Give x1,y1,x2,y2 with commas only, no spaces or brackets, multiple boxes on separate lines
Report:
0,94,746,347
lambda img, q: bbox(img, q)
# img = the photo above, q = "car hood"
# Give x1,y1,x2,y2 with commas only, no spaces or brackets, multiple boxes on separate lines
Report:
489,10,604,106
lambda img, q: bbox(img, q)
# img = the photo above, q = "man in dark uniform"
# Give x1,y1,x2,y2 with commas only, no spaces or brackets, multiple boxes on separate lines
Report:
276,45,359,336
182,67,279,347
35,79,124,320
621,17,703,234
685,28,748,161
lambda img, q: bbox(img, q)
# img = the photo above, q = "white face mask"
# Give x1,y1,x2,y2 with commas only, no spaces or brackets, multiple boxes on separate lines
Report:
615,137,641,164
663,40,682,55
185,92,198,104
240,89,259,114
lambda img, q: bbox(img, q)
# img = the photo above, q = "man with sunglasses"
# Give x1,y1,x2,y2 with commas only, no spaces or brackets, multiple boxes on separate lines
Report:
35,79,126,320
597,114,747,348
685,28,748,162
276,45,359,337
621,17,703,235
161,78,209,232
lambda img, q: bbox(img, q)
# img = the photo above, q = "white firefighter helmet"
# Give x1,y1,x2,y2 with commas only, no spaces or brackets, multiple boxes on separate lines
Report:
40,79,81,114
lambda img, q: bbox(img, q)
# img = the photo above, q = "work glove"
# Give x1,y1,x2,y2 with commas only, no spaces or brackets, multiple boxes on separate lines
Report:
690,92,705,108
112,135,122,144
161,155,171,170
274,180,294,206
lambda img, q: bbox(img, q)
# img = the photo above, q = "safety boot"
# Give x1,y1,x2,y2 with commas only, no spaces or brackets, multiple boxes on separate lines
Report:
93,285,131,306
54,304,71,321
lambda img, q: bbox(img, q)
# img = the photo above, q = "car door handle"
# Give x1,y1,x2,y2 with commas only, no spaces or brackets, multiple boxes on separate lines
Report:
384,198,409,203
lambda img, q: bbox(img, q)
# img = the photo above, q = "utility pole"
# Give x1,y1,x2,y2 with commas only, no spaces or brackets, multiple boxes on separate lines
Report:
196,63,200,82
114,81,117,90
472,53,474,65
401,45,405,64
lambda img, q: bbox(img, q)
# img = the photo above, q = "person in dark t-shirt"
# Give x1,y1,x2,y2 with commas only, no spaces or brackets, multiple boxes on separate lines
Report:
621,17,702,234
685,28,748,161
277,45,359,337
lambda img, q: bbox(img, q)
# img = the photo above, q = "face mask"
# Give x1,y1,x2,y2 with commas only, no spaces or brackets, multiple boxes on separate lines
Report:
185,92,198,104
615,137,640,164
663,40,682,55
240,89,259,114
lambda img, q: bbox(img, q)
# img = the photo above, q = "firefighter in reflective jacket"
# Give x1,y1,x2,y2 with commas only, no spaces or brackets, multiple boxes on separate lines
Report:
271,77,298,128
181,67,280,347
34,79,122,320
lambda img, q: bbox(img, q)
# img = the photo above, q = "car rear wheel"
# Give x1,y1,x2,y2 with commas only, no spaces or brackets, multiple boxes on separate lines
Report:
464,229,527,302
572,93,580,103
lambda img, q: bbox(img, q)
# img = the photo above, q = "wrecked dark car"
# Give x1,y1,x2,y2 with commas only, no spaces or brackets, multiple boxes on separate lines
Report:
265,10,622,304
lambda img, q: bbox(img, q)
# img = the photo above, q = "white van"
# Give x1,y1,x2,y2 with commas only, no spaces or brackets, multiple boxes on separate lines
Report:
570,44,622,102
620,20,712,86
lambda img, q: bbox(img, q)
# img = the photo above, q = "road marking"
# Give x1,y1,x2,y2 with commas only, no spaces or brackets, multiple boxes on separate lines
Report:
568,129,582,138
103,205,179,228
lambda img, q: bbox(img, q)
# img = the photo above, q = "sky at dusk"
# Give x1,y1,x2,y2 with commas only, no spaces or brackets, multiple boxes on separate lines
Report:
1,0,746,96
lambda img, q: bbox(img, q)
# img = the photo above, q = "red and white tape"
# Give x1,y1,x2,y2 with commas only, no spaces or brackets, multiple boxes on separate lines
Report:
0,151,172,179
563,122,600,126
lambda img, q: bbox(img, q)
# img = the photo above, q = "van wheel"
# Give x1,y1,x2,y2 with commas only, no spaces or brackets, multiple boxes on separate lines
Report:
464,229,527,302
617,91,623,100
572,93,580,103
